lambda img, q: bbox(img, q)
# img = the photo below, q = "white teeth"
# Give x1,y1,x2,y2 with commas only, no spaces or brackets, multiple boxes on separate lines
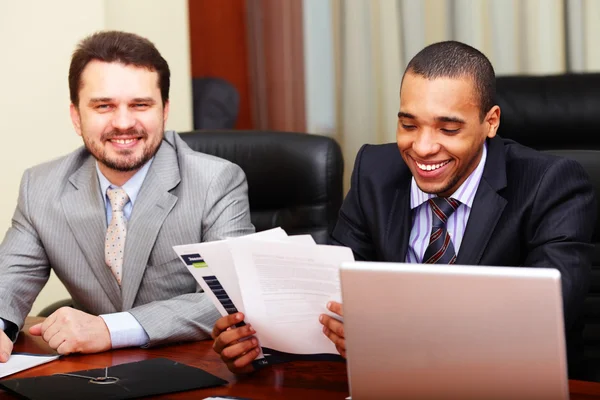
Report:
112,139,135,144
416,161,449,171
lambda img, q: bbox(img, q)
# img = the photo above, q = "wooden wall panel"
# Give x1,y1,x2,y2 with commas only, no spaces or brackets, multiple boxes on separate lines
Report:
188,0,253,129
246,0,306,132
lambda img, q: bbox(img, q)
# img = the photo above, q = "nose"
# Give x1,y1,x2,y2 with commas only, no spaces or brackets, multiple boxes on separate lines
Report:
111,106,135,131
412,130,441,158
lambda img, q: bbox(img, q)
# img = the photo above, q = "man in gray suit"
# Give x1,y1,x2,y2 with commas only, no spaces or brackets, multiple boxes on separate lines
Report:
0,31,254,362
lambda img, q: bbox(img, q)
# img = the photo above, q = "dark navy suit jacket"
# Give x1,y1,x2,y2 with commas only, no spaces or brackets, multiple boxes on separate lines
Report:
332,135,597,374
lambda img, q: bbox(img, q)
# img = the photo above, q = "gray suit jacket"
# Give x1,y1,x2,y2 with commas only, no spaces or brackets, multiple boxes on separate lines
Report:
0,131,254,346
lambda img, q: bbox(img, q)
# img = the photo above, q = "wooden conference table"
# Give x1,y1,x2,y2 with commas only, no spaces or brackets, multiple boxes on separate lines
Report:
3,318,600,399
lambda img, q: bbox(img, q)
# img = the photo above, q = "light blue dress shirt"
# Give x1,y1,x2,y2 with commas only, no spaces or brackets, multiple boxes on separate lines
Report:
96,158,153,349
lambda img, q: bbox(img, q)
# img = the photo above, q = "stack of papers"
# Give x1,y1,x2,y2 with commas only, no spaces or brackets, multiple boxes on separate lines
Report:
174,228,354,356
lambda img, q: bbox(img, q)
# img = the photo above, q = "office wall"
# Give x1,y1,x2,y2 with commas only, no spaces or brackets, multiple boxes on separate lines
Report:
0,0,193,316
104,0,193,131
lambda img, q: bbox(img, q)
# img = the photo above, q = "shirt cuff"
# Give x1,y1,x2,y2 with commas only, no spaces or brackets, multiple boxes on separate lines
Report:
99,312,149,349
0,318,18,342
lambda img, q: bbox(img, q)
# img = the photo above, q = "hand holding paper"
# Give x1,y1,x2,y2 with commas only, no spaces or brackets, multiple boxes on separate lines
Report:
228,237,352,355
320,301,346,358
174,227,355,368
211,312,260,374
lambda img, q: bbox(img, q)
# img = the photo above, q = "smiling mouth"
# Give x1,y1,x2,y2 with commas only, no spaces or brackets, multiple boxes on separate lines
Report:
110,138,137,145
414,160,451,171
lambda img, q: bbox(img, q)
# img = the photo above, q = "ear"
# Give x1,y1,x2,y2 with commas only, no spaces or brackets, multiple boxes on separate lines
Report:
163,100,170,124
70,103,83,137
485,105,501,139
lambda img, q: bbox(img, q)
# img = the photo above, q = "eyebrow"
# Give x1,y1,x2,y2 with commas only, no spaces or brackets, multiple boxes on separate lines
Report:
88,97,156,105
88,97,114,105
397,112,465,124
398,112,416,119
131,97,156,104
435,116,466,124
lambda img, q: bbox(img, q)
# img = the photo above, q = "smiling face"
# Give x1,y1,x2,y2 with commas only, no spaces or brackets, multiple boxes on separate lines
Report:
70,60,169,186
396,72,500,196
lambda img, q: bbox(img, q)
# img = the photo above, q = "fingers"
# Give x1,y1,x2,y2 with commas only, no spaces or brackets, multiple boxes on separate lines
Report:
0,330,13,362
30,310,58,336
322,324,344,348
228,346,261,372
41,320,62,345
30,308,111,355
320,313,346,358
56,339,73,356
221,337,259,362
47,331,68,351
320,314,344,339
322,325,346,358
28,323,43,336
211,313,243,339
213,323,255,354
327,301,344,317
335,344,346,359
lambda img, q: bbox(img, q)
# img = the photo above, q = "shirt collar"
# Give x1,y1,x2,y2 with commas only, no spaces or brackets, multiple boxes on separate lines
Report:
96,158,154,208
410,142,487,209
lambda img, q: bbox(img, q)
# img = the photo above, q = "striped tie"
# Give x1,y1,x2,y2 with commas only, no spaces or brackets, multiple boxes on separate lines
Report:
422,197,461,264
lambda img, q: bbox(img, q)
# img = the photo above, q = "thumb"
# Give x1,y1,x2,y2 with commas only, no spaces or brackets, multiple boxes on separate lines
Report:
29,323,43,336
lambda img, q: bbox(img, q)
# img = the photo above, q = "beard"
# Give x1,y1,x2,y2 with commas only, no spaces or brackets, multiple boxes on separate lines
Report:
82,128,162,172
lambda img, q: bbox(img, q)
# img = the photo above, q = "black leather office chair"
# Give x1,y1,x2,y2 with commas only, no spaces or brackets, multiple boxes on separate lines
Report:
192,77,240,130
179,130,344,244
496,74,600,378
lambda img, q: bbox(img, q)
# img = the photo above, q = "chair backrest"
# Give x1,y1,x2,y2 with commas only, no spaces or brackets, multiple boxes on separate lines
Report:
179,130,344,244
496,74,600,363
192,77,240,130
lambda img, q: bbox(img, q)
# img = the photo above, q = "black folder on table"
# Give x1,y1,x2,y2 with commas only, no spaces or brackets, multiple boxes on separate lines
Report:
0,358,227,400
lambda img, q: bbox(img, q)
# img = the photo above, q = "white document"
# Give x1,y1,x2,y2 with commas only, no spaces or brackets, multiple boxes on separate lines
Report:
173,227,289,317
0,353,59,378
286,234,316,245
175,227,354,356
227,238,354,354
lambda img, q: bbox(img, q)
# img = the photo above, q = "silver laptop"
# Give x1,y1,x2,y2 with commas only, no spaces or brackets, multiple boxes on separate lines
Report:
340,262,569,400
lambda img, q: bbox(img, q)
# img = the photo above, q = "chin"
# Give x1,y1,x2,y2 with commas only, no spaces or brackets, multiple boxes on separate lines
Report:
415,180,452,196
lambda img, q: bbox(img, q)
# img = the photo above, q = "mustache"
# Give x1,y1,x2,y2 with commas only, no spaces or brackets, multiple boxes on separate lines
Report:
101,128,147,141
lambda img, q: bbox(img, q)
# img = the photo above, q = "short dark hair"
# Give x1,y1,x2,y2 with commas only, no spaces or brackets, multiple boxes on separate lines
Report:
69,30,170,107
404,41,495,120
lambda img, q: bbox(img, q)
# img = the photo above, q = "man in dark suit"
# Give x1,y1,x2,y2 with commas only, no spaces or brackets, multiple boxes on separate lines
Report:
210,40,596,376
318,41,596,376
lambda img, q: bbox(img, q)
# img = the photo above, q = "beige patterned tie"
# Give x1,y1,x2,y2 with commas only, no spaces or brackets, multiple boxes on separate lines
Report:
105,187,129,285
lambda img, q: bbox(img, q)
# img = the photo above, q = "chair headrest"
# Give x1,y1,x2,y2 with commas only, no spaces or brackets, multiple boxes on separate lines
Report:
179,130,344,210
496,74,600,149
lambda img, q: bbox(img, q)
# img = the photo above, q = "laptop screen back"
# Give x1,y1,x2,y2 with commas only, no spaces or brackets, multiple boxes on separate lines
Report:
340,262,568,400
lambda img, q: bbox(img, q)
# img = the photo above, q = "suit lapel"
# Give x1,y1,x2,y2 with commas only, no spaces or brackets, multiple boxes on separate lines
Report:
385,180,412,262
62,156,122,310
456,136,508,265
121,141,180,310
